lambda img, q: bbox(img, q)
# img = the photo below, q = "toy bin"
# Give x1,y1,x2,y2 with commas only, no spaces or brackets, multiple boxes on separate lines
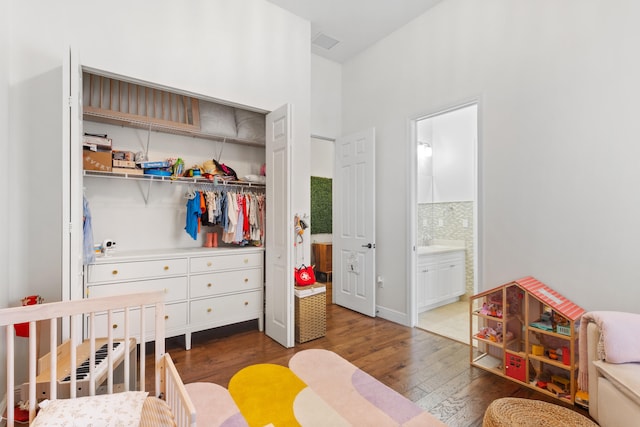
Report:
294,285,326,343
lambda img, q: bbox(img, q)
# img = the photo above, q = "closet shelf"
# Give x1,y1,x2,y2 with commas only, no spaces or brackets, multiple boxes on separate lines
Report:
84,170,265,189
84,110,265,148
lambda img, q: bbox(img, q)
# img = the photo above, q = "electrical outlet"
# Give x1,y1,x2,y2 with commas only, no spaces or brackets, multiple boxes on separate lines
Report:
377,275,384,288
438,219,444,226
462,219,469,228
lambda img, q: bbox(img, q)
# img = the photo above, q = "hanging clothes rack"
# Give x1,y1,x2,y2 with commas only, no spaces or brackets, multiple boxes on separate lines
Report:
84,170,264,205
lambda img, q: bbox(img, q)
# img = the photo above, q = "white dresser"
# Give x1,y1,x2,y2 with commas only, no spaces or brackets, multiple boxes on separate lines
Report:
84,247,264,350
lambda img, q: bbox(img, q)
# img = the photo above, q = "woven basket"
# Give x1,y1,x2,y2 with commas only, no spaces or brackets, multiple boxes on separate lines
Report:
295,291,326,343
483,398,597,427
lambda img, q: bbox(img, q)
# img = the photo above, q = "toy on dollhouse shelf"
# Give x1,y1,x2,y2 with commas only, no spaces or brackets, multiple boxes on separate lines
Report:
479,302,503,318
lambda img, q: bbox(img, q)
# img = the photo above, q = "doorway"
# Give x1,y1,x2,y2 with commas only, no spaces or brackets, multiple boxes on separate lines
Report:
412,103,478,344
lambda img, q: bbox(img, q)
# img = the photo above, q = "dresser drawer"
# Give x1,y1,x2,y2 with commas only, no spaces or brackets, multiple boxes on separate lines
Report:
189,291,262,326
190,268,262,298
87,258,188,283
86,276,187,303
88,302,187,341
190,252,263,273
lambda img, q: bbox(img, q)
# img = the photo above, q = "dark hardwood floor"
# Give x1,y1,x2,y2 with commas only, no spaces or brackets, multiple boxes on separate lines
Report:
148,296,591,426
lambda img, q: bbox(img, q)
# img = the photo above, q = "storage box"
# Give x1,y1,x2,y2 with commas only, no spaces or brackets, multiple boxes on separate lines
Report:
83,134,112,150
112,160,136,168
112,167,143,175
295,284,326,343
138,160,171,169
83,148,112,172
112,150,135,161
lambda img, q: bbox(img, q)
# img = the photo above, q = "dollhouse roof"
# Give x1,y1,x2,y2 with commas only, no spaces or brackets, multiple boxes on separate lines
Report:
514,276,585,321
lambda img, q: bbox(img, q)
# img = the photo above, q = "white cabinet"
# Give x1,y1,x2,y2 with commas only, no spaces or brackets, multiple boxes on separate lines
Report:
84,247,264,350
417,249,465,312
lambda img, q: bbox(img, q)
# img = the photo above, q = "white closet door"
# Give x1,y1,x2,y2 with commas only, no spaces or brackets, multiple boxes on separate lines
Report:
265,104,293,347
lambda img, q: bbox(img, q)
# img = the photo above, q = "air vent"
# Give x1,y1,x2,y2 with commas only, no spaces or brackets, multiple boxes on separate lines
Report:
312,32,340,50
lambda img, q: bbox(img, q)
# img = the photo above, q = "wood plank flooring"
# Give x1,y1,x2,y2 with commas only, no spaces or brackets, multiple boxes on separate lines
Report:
148,299,592,426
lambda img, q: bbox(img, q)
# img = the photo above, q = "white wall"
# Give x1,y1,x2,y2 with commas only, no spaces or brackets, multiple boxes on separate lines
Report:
1,0,9,308
7,0,310,301
343,0,640,322
311,54,342,139
0,0,10,401
417,105,476,203
310,54,339,243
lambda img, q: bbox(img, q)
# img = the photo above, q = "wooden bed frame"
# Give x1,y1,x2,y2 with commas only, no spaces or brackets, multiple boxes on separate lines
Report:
0,290,196,426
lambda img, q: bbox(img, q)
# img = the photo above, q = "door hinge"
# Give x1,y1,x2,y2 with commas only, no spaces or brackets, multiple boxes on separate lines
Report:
68,222,73,234
66,96,73,108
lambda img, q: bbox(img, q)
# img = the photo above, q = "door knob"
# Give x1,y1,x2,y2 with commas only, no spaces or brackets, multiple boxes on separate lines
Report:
361,243,375,249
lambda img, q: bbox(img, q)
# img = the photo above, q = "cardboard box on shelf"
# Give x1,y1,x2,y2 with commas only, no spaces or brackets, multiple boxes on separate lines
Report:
83,148,112,172
112,150,135,161
112,167,143,175
112,160,136,168
83,134,112,150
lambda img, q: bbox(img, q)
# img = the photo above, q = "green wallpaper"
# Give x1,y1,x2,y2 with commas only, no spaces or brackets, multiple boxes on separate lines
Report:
310,176,332,234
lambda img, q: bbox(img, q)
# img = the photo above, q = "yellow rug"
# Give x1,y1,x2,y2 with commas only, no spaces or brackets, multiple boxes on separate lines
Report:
228,364,306,426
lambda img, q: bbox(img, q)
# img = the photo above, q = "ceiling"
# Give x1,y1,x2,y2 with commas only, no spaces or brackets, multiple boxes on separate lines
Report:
266,0,444,64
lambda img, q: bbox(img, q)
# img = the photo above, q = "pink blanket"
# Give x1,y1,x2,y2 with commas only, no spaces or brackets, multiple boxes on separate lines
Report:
578,311,640,391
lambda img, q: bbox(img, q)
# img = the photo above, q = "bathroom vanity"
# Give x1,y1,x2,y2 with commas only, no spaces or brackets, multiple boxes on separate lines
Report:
417,246,466,312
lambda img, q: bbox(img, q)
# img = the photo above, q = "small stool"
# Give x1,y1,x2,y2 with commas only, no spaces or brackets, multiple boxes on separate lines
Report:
483,398,597,427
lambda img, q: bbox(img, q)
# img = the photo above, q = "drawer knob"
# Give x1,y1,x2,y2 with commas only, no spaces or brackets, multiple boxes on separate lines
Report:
112,324,118,329
244,301,249,306
243,258,248,263
164,266,169,271
207,308,212,313
207,262,212,267
112,270,118,275
244,278,249,283
207,283,213,288
164,288,168,293
165,315,169,320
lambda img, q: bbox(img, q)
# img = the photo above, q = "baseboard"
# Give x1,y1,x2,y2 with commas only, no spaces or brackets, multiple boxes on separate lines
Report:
375,305,410,326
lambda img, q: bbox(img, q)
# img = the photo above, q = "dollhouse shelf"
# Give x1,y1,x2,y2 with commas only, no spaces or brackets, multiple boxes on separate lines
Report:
469,276,585,405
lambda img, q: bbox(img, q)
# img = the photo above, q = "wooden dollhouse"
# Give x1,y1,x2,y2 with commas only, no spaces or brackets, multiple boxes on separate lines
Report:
470,276,585,404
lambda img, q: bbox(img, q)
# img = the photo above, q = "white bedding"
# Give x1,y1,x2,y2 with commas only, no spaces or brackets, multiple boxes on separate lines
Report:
32,391,148,427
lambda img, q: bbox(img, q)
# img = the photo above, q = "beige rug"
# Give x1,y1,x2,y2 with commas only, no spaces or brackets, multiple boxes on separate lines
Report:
186,349,446,426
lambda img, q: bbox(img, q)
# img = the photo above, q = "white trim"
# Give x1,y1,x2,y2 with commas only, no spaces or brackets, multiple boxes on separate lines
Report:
376,305,411,327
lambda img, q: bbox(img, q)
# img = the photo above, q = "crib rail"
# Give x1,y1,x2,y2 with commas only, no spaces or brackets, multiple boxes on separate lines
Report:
1,291,166,426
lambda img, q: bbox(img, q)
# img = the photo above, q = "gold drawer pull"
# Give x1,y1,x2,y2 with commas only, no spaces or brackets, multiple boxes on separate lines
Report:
244,278,249,283
164,288,168,293
112,324,118,329
243,258,248,263
165,315,169,320
164,266,169,271
207,262,212,267
207,308,212,313
112,270,118,275
207,283,212,288
244,301,249,306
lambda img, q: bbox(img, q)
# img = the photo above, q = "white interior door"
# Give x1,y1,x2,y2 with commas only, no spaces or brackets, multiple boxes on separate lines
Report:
265,104,294,347
62,48,83,303
333,128,376,316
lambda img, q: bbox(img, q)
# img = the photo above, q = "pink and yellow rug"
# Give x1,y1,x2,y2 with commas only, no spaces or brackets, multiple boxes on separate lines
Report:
185,349,445,426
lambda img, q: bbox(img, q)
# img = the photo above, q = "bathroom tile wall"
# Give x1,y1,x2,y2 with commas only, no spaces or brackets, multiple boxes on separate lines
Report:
418,201,474,298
